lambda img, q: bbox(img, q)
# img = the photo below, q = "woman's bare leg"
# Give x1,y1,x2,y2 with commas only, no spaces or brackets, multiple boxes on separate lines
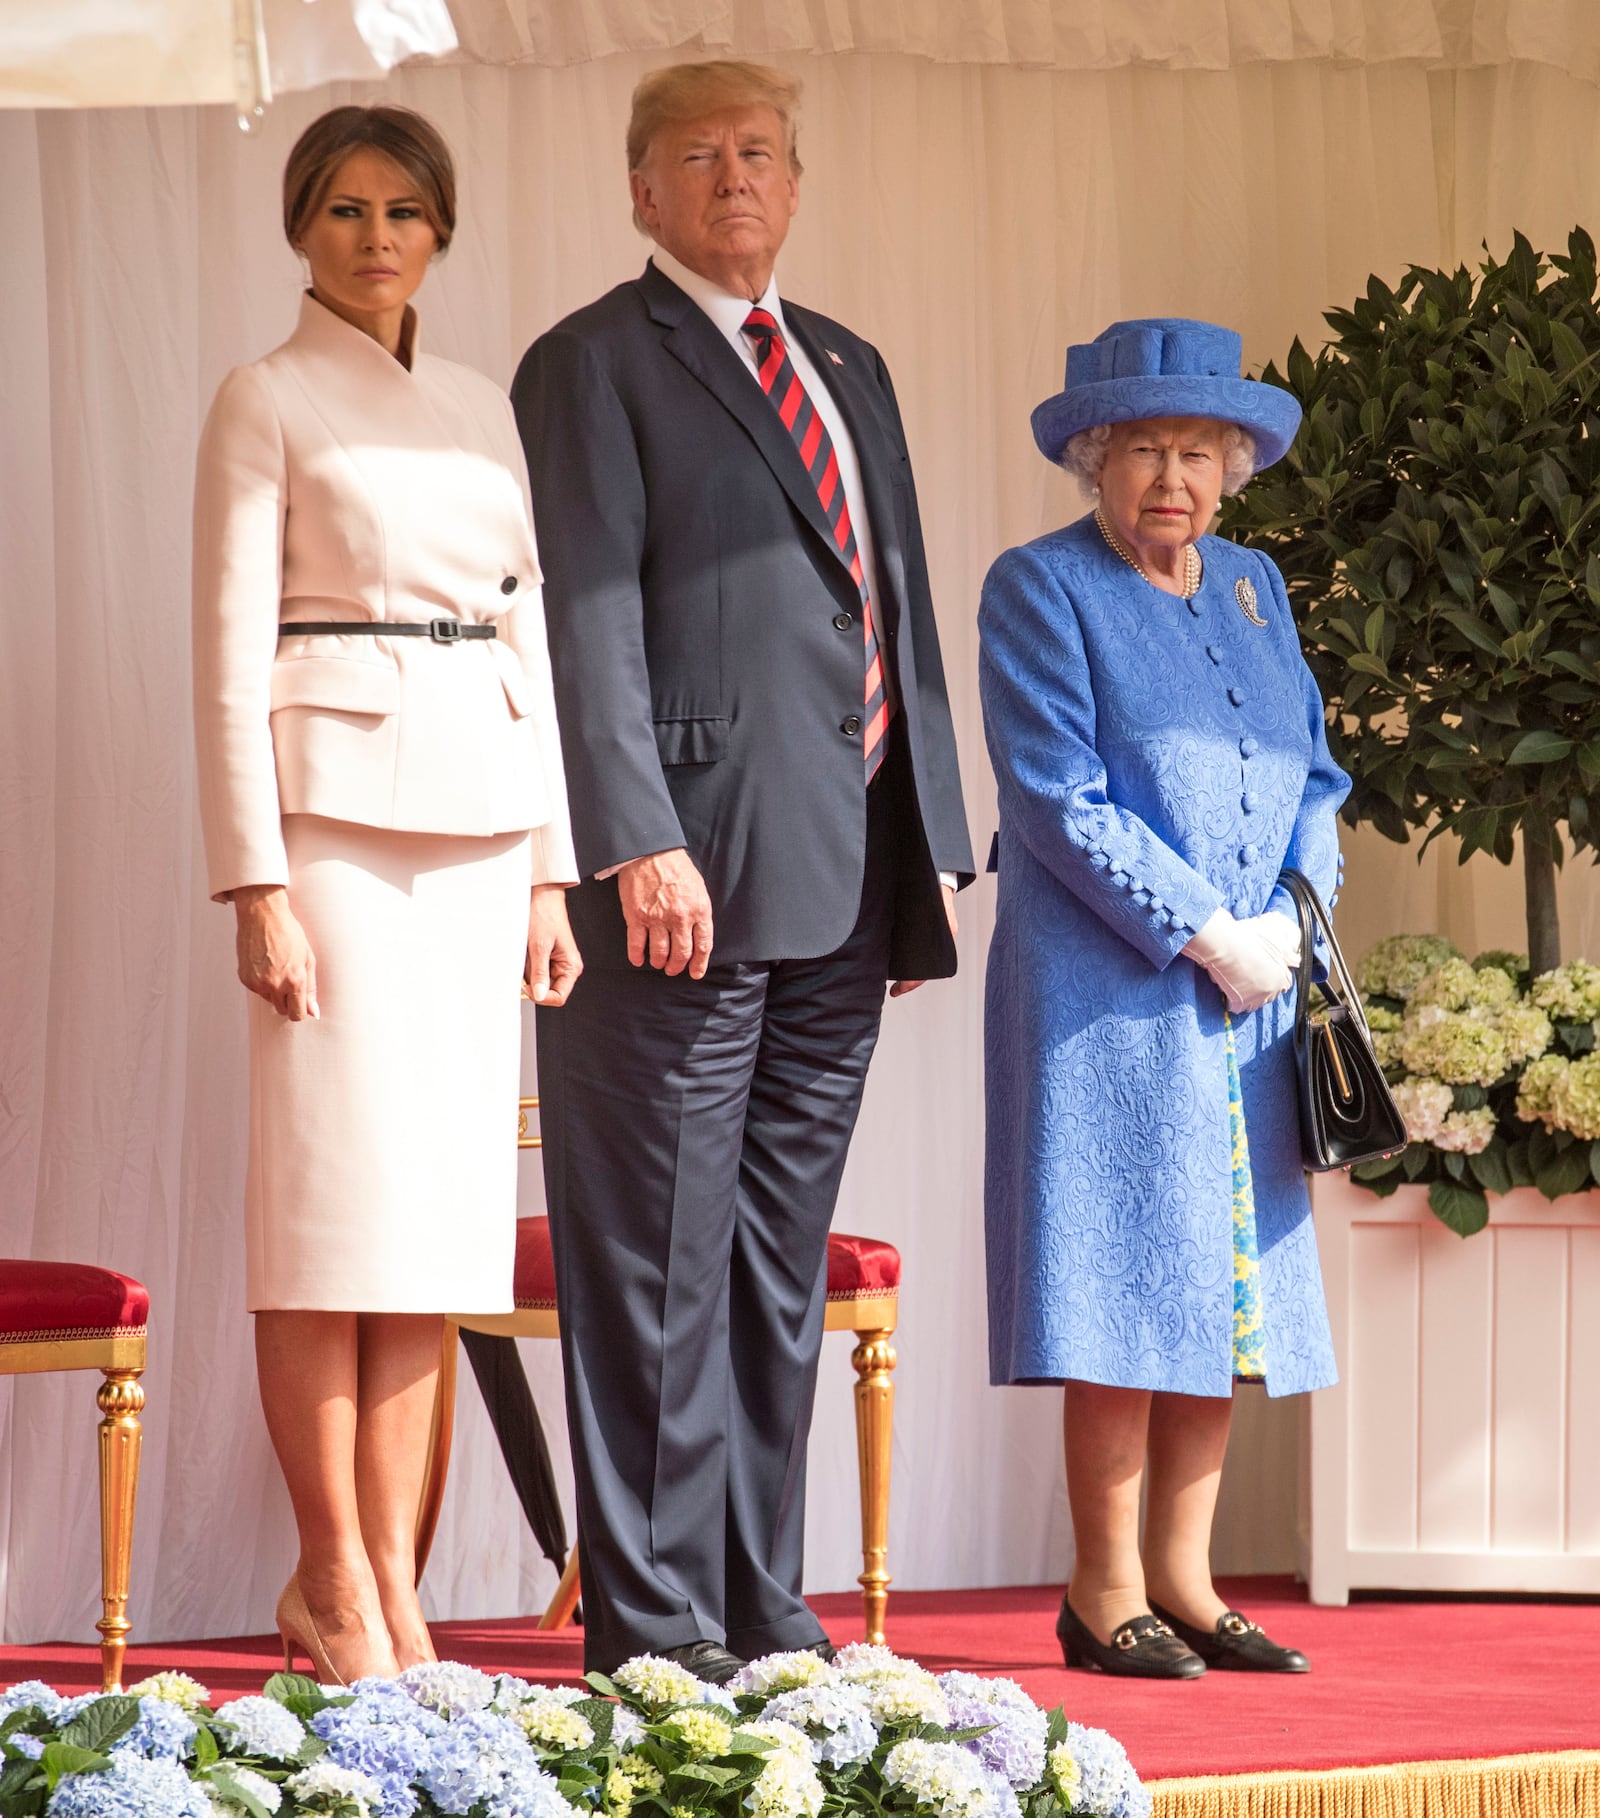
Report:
255,1311,400,1681
354,1312,446,1668
1062,1380,1153,1642
1141,1389,1234,1631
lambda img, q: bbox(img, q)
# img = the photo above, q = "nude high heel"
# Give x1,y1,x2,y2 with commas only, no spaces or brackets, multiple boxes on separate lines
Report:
275,1573,346,1687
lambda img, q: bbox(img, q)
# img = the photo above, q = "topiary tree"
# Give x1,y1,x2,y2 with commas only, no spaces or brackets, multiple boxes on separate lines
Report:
1221,230,1600,976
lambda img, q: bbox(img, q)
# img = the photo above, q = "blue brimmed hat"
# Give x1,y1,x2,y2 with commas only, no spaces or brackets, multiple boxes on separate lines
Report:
1030,317,1302,471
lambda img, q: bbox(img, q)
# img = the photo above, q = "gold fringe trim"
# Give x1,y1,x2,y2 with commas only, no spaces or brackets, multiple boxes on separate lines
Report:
1148,1751,1600,1818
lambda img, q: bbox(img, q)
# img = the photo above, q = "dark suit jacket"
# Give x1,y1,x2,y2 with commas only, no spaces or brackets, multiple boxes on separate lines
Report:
512,261,974,975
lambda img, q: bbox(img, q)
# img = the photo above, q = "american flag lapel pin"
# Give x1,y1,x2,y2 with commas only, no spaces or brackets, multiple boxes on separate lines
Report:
827,349,844,366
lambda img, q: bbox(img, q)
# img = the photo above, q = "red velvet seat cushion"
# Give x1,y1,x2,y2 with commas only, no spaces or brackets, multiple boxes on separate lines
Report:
512,1220,899,1311
0,1262,149,1340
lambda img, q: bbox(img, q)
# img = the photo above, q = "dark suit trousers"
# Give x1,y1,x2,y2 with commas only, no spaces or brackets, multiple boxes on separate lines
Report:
536,748,906,1670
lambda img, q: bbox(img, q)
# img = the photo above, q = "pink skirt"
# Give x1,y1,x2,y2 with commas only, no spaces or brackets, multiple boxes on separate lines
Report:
245,814,531,1312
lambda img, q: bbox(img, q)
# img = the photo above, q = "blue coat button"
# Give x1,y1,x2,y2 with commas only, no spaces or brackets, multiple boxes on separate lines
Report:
1206,644,1221,663
1240,736,1258,758
1228,686,1245,706
1240,843,1258,864
1242,793,1258,813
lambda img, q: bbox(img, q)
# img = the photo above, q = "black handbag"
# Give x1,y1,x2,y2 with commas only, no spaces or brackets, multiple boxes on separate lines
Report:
1277,868,1408,1172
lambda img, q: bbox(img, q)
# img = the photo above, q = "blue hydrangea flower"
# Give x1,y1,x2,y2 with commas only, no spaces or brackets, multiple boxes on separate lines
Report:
414,1708,573,1818
759,1685,879,1767
7,1733,44,1760
214,1694,308,1762
311,1681,447,1818
46,1753,213,1818
109,1696,198,1762
610,1705,645,1748
936,1673,1047,1789
1055,1724,1150,1818
0,1680,68,1721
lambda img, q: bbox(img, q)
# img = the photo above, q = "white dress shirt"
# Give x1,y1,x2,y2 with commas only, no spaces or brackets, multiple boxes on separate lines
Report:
604,251,953,898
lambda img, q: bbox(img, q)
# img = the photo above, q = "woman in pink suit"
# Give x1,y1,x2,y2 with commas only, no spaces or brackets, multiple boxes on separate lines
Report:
192,105,581,1683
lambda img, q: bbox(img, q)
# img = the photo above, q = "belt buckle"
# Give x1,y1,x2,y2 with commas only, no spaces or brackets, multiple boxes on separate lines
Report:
429,617,463,644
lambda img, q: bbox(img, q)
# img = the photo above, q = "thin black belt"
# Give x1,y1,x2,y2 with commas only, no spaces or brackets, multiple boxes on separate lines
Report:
279,620,495,644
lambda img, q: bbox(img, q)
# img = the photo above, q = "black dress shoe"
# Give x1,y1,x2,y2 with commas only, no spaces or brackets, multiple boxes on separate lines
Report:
1149,1602,1310,1673
659,1640,747,1685
1055,1594,1205,1679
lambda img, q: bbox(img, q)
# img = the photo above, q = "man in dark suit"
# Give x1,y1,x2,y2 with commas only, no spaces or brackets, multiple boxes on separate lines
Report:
512,58,973,1681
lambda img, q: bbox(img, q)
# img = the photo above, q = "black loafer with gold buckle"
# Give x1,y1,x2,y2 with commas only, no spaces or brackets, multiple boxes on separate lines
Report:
1149,1602,1310,1673
1055,1595,1206,1678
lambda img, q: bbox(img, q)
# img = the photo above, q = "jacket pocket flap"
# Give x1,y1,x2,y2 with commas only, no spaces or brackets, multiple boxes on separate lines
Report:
490,641,533,718
653,716,730,766
270,657,399,716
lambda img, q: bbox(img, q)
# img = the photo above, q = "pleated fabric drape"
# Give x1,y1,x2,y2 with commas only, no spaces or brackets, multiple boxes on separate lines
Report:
3,41,1599,1644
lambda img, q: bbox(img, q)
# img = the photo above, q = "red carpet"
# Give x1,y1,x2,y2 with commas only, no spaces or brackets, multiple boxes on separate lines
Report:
6,1578,1598,1784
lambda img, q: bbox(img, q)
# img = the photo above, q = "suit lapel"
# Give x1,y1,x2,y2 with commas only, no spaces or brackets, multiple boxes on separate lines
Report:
783,305,909,635
641,265,848,567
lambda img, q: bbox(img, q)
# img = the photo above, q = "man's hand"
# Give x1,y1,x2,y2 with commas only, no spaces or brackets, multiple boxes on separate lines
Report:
890,884,958,999
525,884,584,1005
618,849,715,979
232,884,318,1021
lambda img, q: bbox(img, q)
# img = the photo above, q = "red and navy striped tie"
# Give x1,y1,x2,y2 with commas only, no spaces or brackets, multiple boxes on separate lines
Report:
741,307,889,781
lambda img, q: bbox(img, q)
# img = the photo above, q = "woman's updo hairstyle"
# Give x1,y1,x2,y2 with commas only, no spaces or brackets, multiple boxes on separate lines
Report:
283,105,457,252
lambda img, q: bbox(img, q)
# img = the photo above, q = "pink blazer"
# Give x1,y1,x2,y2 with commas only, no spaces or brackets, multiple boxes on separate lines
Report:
192,293,579,901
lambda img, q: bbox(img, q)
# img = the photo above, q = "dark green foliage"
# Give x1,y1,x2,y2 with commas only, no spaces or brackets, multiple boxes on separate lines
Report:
1221,230,1600,972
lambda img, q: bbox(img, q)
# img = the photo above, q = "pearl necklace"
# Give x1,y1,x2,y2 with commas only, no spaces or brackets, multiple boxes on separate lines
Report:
1094,508,1200,600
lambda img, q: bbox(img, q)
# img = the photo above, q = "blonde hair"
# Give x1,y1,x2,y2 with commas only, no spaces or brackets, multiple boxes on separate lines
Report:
626,60,802,230
283,105,456,252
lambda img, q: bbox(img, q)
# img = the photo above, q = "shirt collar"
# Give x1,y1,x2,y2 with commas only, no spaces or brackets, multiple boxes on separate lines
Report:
649,246,785,342
293,290,420,372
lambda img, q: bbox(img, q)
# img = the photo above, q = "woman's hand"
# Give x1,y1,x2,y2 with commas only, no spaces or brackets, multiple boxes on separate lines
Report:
1183,907,1293,1014
526,884,583,1005
233,884,319,1021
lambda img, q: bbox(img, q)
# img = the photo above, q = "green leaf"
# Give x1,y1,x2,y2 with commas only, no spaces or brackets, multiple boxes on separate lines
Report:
1468,1141,1513,1196
192,1724,219,1772
59,1698,138,1756
206,1771,277,1818
1507,730,1575,764
39,1744,109,1792
1351,1154,1404,1180
263,1673,320,1707
1429,1178,1489,1236
1535,1142,1593,1200
584,1673,621,1701
1403,1143,1432,1180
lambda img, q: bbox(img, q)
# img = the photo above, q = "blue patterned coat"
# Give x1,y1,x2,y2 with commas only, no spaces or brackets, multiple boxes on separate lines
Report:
979,516,1351,1397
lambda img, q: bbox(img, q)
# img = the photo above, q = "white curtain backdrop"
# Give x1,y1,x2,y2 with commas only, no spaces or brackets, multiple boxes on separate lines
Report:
4,24,1600,1645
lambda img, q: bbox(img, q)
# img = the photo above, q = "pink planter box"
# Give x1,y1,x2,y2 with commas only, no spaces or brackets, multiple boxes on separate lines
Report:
1302,1171,1600,1602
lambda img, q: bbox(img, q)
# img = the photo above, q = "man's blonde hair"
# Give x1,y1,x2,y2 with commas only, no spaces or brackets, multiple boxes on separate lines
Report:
627,60,802,228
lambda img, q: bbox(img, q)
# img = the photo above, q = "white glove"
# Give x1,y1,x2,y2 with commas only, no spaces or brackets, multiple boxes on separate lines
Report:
1183,908,1295,1014
1247,911,1303,972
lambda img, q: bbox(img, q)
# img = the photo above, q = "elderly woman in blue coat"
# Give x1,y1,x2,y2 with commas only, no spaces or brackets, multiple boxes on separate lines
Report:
980,319,1350,1679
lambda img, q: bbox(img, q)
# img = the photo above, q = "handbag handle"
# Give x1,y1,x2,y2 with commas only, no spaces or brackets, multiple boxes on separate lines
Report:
1278,867,1370,1039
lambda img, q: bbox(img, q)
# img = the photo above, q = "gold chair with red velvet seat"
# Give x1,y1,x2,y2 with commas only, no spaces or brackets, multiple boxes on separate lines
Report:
0,1262,149,1690
415,1100,902,1642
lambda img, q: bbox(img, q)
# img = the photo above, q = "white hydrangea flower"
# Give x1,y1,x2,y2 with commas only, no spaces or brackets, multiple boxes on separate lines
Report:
1357,934,1462,1001
1516,1053,1571,1128
1433,1107,1496,1154
1530,960,1600,1023
396,1660,496,1718
126,1671,210,1712
286,1760,386,1815
212,1694,307,1761
1549,1052,1600,1140
883,1739,1001,1818
613,1654,717,1709
1496,1002,1554,1068
518,1697,595,1753
729,1650,838,1696
743,1721,826,1818
661,1707,733,1758
214,1766,284,1813
1392,1078,1453,1143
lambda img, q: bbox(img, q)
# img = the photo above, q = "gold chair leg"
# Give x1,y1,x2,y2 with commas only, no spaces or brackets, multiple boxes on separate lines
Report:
539,1543,582,1630
414,1321,460,1585
850,1323,896,1646
96,1367,144,1692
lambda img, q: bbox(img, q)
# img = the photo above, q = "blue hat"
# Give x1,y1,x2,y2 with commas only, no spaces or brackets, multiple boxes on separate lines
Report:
1030,317,1302,471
